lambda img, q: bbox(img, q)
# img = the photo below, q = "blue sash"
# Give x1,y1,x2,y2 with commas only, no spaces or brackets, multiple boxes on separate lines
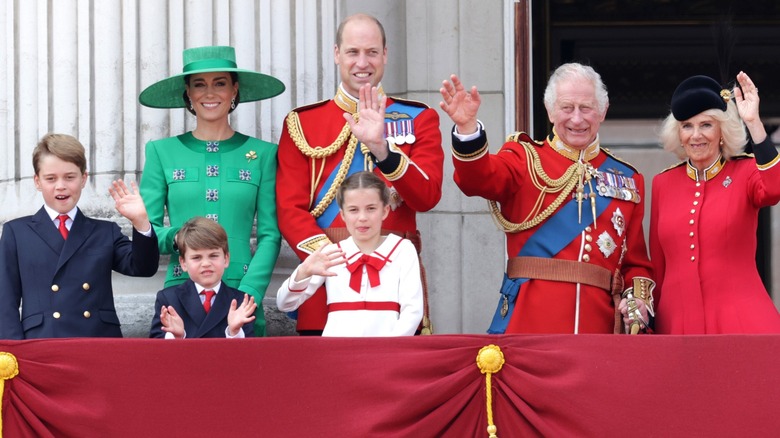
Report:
487,154,634,333
314,147,366,228
313,101,424,228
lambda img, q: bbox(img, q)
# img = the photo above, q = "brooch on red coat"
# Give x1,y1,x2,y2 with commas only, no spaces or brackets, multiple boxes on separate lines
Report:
723,176,732,187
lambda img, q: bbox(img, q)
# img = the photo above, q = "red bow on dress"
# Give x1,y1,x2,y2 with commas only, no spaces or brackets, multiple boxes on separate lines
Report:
346,254,387,293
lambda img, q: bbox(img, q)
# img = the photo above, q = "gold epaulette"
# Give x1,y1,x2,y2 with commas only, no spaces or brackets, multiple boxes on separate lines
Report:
658,161,686,174
505,131,543,146
387,96,431,109
601,147,641,174
732,152,754,160
290,99,330,113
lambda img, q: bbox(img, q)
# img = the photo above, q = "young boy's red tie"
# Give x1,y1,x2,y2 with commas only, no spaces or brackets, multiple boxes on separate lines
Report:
58,214,69,239
201,290,216,313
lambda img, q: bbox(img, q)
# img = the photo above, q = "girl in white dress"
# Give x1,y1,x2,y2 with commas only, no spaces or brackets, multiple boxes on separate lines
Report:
277,171,423,336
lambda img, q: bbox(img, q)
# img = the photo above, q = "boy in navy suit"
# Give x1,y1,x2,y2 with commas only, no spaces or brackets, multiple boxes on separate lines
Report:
149,217,257,338
0,133,160,339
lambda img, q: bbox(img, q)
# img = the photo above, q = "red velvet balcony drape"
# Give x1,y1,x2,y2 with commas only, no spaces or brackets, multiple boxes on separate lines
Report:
1,335,779,437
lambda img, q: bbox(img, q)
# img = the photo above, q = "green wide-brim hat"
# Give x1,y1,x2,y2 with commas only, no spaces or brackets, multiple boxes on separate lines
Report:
139,45,285,108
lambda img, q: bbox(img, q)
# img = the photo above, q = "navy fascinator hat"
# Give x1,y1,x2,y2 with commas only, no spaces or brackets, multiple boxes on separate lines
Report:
670,75,731,121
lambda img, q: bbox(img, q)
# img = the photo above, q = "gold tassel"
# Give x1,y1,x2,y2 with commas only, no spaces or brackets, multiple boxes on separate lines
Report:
477,345,505,438
0,352,20,435
575,163,586,224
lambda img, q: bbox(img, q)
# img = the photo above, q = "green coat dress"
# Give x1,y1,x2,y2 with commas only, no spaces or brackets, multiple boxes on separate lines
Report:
140,131,280,336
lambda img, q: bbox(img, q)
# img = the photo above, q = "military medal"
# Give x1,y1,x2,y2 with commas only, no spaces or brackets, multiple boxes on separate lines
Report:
597,231,616,258
402,119,416,144
394,128,406,145
612,208,625,237
385,121,395,143
500,294,509,318
388,186,403,211
595,170,640,203
385,119,417,145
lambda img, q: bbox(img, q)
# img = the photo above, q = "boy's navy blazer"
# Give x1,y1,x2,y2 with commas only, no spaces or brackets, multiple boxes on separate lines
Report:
0,207,160,339
149,280,255,338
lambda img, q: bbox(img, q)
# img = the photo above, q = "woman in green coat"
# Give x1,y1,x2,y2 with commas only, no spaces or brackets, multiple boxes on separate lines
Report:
139,46,285,336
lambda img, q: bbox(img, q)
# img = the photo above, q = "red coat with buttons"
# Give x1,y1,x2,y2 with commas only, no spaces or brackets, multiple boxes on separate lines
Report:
276,96,443,331
650,156,780,333
453,130,653,334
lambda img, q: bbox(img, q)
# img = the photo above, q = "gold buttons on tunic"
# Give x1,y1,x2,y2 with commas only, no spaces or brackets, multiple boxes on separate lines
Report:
691,256,696,261
583,254,591,262
53,312,61,319
696,182,701,187
51,284,59,292
689,232,694,237
585,226,592,232
690,244,695,250
585,235,593,243
690,209,696,214
695,192,701,197
83,311,91,318
83,283,90,291
689,219,694,225
584,244,592,252
693,201,699,206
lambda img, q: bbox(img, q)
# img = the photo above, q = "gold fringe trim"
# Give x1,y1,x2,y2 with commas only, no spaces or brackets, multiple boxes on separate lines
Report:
309,133,359,219
1,352,20,435
286,110,353,159
757,152,780,171
477,345,505,438
453,143,489,161
285,110,362,218
489,141,580,232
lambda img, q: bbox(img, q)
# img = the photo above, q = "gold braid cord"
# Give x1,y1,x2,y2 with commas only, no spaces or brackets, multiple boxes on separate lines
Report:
285,111,360,218
1,352,20,435
489,141,581,233
477,345,505,438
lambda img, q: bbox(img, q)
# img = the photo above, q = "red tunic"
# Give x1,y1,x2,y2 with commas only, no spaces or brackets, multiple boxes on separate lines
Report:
276,89,443,331
453,130,653,334
650,156,780,334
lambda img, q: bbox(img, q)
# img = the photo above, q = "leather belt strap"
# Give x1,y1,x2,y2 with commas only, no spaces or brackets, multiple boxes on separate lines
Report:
506,256,613,291
507,256,626,334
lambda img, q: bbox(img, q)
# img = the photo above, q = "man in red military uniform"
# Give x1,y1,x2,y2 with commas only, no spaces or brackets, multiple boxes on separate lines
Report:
276,13,443,334
439,64,654,334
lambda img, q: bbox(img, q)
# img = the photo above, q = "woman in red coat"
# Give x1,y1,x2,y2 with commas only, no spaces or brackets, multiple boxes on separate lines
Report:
650,72,780,333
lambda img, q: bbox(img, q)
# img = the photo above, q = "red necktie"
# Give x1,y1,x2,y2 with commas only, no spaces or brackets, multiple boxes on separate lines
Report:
201,290,216,313
346,255,387,293
57,214,69,240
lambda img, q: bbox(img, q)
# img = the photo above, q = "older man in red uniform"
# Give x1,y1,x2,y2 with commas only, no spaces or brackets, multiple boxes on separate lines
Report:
439,64,654,334
276,14,443,335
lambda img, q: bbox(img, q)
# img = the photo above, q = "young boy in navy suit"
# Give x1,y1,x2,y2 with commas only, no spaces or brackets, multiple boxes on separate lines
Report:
149,217,257,338
0,133,160,339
